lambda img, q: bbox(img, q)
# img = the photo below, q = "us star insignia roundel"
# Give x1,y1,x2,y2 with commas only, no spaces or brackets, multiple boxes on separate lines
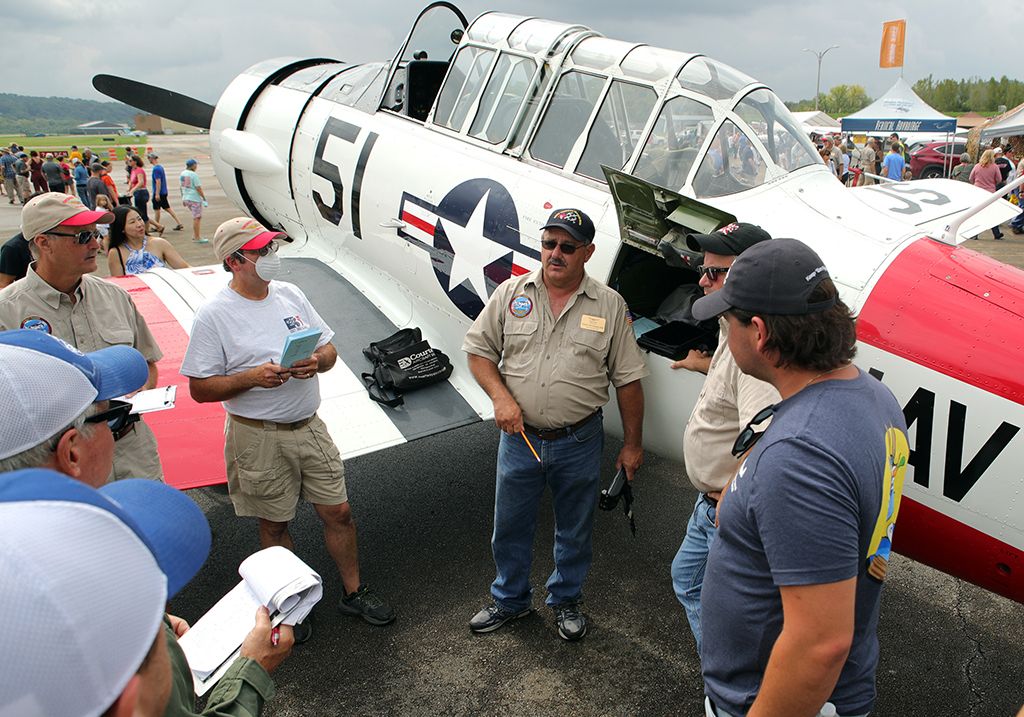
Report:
509,295,533,318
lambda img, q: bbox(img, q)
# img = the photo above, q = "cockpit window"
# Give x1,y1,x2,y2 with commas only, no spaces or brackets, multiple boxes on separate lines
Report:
469,53,538,143
529,70,605,169
734,89,820,172
676,57,755,101
434,46,495,131
692,120,766,198
576,80,657,181
633,97,715,190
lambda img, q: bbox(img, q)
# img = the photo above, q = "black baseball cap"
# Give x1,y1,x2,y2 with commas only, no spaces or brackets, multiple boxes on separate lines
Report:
686,222,771,256
541,208,595,245
691,238,836,321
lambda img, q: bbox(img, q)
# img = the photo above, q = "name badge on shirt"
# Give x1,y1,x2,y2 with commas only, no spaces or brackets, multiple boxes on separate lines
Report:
580,315,606,333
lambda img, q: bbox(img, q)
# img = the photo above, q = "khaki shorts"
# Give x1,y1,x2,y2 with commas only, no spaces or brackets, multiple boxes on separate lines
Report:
225,413,347,522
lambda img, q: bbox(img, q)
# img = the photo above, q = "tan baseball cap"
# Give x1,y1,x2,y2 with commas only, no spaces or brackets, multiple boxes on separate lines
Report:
213,217,291,261
21,192,115,241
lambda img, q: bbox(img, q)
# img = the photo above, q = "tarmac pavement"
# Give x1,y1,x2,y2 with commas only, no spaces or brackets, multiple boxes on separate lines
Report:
1,136,1023,715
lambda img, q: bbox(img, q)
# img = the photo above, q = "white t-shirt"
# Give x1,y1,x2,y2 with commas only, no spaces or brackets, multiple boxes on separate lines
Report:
181,281,335,422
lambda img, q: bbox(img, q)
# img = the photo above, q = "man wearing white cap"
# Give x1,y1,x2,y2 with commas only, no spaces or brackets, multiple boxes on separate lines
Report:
0,193,165,482
0,329,149,486
0,467,293,716
182,217,395,629
0,329,295,714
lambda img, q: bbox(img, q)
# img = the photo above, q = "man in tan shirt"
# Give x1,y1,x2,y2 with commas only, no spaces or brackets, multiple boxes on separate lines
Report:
462,208,648,641
0,193,165,481
669,222,779,652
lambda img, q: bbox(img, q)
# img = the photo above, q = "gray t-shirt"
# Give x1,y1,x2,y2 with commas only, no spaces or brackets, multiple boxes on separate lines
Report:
86,176,110,209
701,370,909,716
42,160,63,185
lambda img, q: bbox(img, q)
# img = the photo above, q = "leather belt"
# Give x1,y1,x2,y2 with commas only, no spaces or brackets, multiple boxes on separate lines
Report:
523,411,599,441
230,414,314,431
702,492,719,506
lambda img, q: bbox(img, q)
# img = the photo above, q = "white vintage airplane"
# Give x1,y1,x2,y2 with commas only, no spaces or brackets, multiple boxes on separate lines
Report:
94,3,1023,605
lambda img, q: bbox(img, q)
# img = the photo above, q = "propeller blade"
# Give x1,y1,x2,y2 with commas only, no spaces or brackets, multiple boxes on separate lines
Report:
92,74,215,130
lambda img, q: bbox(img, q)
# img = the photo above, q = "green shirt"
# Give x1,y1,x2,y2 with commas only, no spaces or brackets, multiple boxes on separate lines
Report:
164,622,276,717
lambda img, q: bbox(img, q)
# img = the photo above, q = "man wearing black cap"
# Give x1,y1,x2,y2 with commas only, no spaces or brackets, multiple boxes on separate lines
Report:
692,239,909,717
668,222,779,654
462,208,648,641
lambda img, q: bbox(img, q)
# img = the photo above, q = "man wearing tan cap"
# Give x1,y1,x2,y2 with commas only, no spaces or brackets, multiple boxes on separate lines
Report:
0,193,165,482
182,217,395,633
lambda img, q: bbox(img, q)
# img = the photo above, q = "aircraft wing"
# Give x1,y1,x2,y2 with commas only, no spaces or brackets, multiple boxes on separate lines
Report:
849,178,1021,241
115,258,483,490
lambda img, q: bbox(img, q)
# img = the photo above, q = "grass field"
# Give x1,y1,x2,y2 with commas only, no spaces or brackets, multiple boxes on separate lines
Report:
0,134,147,159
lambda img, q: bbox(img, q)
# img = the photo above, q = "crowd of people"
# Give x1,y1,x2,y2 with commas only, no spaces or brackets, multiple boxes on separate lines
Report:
1,142,212,246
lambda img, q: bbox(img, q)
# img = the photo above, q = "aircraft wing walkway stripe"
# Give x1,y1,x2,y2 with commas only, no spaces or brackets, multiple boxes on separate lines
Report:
283,257,481,444
112,275,229,490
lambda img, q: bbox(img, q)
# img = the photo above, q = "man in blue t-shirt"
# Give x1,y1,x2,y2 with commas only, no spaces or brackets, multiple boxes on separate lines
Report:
691,239,909,717
146,152,184,232
883,142,905,181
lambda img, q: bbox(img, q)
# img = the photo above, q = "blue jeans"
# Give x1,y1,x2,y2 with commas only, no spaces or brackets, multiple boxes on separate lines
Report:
76,185,89,208
490,412,604,611
671,493,718,652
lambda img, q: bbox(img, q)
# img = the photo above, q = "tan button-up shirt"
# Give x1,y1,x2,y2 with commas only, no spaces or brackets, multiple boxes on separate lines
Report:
683,319,779,493
0,264,165,480
463,270,649,429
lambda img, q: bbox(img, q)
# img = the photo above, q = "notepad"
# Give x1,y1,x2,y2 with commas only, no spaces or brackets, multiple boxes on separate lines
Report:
123,385,176,414
280,328,322,368
177,546,322,695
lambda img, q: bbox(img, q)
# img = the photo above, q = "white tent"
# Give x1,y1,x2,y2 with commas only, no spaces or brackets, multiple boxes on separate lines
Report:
841,77,956,133
791,111,840,135
979,103,1024,140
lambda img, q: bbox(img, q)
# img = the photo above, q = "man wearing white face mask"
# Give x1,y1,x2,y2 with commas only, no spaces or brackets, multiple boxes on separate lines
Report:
181,217,395,634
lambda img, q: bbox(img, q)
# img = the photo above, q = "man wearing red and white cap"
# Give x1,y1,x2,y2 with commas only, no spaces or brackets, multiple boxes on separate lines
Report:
182,217,395,631
0,192,165,482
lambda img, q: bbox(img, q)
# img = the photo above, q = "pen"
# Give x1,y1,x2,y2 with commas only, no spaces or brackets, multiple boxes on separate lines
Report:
520,430,541,463
271,626,280,647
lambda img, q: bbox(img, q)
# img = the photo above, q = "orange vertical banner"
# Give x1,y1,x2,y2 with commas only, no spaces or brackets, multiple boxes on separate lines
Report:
879,19,906,68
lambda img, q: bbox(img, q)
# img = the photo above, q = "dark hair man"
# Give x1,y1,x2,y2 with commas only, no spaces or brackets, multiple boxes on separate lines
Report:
668,222,779,652
692,239,909,717
462,208,648,640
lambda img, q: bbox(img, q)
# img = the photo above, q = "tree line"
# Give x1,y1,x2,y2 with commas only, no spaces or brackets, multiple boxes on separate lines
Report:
911,75,1024,114
0,93,137,135
785,76,1024,118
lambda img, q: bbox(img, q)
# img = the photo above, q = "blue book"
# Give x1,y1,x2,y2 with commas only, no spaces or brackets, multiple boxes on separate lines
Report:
280,328,322,368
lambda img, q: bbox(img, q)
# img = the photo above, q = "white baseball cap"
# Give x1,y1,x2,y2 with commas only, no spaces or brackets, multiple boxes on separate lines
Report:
0,329,149,460
0,468,211,717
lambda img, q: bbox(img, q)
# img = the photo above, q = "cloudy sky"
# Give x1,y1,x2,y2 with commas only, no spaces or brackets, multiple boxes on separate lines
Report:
8,0,1016,105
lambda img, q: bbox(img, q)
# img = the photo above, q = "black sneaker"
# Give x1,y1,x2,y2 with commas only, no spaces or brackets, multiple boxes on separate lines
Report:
554,603,587,641
338,584,395,625
468,602,531,633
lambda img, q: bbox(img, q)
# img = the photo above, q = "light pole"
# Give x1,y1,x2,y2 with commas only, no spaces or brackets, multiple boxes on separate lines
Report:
803,45,839,111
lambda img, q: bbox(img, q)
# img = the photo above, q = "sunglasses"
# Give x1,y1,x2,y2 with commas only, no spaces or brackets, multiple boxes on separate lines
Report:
541,239,587,255
731,404,775,458
697,264,730,282
84,400,140,441
47,230,101,245
243,240,279,257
